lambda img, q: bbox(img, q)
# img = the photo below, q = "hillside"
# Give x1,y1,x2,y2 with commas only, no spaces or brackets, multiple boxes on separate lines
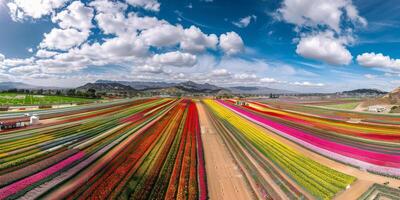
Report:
96,80,176,90
342,88,387,96
228,86,294,94
0,82,41,91
95,80,224,94
360,87,400,107
76,82,137,94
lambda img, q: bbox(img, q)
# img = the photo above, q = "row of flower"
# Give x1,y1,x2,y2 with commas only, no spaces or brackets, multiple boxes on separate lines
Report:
205,99,355,199
224,100,400,177
0,98,177,199
0,99,207,200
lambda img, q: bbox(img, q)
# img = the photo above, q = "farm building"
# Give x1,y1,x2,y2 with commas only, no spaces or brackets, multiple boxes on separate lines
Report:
0,118,29,131
368,105,386,112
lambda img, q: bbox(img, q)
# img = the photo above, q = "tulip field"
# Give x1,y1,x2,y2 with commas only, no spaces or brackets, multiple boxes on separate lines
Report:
1,97,400,200
0,98,206,200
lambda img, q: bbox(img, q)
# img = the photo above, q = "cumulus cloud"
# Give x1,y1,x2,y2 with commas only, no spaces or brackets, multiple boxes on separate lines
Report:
3,57,34,67
89,0,127,14
219,32,244,55
36,49,59,58
276,0,365,65
291,81,324,87
136,65,164,74
152,51,197,67
296,32,352,65
180,26,218,53
2,0,247,86
233,73,257,81
260,77,282,83
52,1,94,31
7,0,69,21
9,65,40,74
277,0,366,32
211,69,230,77
233,15,256,28
356,52,400,71
126,0,160,12
364,74,376,79
141,24,183,47
40,28,89,50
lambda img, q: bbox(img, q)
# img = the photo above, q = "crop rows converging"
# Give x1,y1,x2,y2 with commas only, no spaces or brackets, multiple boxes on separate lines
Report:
221,99,400,177
204,99,356,200
0,98,206,200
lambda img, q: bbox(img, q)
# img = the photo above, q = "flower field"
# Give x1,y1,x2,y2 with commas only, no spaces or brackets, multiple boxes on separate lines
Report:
222,99,400,177
0,98,206,199
204,99,356,199
1,97,399,200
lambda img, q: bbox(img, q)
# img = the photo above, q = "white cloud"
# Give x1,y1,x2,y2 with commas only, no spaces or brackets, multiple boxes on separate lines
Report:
95,11,165,36
181,26,218,53
152,51,197,67
276,0,365,66
7,0,69,21
141,24,183,47
356,52,400,71
36,49,59,58
52,1,94,31
260,77,282,83
0,53,4,62
28,48,33,53
211,69,230,77
126,0,160,12
9,65,40,74
277,0,366,32
89,0,127,14
40,28,89,50
296,32,352,65
291,81,324,87
219,32,244,55
3,57,34,67
233,73,257,80
233,15,256,28
136,65,164,74
364,74,376,79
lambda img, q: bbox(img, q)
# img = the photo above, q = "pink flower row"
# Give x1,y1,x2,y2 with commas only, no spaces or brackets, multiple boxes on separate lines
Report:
218,100,400,177
0,151,85,200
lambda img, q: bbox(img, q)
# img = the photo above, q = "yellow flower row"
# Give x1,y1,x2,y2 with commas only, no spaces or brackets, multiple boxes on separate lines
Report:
204,100,356,199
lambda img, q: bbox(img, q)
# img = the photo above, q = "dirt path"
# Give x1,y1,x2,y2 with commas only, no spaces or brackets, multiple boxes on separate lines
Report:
196,102,254,200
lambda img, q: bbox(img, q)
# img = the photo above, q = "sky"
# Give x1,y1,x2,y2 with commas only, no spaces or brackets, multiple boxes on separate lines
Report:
0,0,399,92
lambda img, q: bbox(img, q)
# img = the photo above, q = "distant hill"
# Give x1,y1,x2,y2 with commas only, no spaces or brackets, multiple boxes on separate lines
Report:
0,82,60,91
95,80,224,94
360,87,400,107
228,86,294,94
381,87,400,104
175,81,223,93
77,82,137,93
341,88,387,96
96,80,175,90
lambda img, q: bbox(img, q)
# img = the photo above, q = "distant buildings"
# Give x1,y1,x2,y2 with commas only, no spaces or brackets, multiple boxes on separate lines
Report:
0,115,39,131
368,105,386,113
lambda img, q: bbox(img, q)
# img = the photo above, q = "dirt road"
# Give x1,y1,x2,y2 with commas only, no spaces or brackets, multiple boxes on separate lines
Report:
196,102,254,200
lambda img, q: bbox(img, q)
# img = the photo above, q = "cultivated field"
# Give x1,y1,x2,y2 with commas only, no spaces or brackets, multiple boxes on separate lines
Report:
0,97,399,200
0,93,95,106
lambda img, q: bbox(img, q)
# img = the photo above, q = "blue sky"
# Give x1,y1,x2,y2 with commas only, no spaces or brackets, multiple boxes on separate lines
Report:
0,0,399,92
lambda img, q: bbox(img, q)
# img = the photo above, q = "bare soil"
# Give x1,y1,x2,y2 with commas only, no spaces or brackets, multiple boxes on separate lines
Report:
196,102,254,200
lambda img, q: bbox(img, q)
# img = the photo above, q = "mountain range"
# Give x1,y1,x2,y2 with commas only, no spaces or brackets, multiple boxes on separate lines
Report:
0,82,60,91
94,80,292,94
